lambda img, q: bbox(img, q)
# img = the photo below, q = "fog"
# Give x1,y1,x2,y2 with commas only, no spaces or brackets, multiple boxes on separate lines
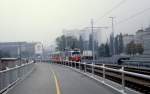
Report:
0,0,150,46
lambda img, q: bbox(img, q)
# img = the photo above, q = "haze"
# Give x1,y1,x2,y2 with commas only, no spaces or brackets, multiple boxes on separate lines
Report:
0,0,150,46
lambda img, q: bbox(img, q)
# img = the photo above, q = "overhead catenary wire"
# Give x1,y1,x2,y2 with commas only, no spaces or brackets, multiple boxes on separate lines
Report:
116,7,150,25
95,0,127,24
86,0,127,44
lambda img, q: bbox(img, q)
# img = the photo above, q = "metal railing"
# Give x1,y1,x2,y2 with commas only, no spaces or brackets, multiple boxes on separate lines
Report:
51,60,150,93
0,62,34,93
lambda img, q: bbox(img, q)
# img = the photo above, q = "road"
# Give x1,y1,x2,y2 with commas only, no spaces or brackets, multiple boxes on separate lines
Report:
6,63,115,94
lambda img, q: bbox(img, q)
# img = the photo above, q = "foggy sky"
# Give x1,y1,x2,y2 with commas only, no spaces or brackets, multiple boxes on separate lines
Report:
0,0,150,46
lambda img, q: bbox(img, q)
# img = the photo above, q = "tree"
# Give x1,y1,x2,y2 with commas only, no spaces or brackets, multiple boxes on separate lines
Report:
113,33,124,55
126,41,144,55
126,41,136,55
114,35,119,54
118,33,124,54
88,33,99,53
136,43,144,54
56,35,79,51
105,43,110,57
79,35,84,52
56,35,66,51
109,33,114,56
98,43,110,57
88,34,93,50
67,36,79,49
98,44,105,57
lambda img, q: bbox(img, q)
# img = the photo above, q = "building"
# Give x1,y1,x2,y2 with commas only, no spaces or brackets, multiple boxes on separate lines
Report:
141,27,150,55
143,34,150,55
63,28,101,45
134,27,150,55
0,42,43,58
136,29,145,44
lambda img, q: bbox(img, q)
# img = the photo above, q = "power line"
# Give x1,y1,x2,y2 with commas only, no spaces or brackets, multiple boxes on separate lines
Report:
95,0,127,23
117,7,150,25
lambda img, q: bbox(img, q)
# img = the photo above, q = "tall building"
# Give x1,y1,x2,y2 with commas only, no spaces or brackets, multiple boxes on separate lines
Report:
63,28,101,45
0,42,43,58
136,29,145,44
133,27,150,55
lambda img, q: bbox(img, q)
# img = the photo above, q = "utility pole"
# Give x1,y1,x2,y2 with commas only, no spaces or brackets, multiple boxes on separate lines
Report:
86,19,108,75
91,19,95,63
109,17,115,55
109,17,116,64
88,19,108,62
65,36,68,50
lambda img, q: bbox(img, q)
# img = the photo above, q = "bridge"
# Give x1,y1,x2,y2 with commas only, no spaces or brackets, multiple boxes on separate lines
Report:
0,60,150,94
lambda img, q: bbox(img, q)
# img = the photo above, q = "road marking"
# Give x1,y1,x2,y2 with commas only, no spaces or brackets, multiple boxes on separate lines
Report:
51,68,61,94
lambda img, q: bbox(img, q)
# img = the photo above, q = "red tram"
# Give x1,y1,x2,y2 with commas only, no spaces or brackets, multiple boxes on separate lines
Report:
50,51,63,62
50,49,81,62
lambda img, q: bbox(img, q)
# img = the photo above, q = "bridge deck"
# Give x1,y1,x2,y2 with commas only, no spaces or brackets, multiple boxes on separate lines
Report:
6,63,115,94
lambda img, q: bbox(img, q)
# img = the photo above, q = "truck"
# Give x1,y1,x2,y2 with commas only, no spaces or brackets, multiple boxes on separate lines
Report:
82,50,93,60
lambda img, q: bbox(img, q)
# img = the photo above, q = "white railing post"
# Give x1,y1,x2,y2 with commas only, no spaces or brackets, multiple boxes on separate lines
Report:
75,62,76,69
61,61,62,65
84,63,86,72
67,61,69,66
79,62,81,70
102,64,105,83
121,66,125,93
63,61,65,65
65,61,68,66
71,61,72,67
72,62,74,68
92,62,94,76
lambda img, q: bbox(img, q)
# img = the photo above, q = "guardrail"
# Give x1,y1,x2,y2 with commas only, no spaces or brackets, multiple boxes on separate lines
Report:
51,60,150,94
0,62,34,93
82,59,150,68
121,60,150,68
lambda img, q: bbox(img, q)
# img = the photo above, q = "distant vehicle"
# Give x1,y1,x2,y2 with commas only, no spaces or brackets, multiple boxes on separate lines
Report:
112,55,130,65
82,50,93,60
50,51,63,62
67,49,81,62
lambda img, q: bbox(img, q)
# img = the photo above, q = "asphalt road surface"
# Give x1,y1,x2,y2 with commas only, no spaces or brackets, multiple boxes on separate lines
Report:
6,63,115,94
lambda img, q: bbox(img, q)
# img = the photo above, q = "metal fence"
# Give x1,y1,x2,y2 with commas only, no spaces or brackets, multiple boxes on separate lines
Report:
0,62,34,93
51,60,150,93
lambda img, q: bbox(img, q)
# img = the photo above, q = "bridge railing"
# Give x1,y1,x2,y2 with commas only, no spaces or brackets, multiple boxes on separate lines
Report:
0,62,34,93
51,60,150,93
